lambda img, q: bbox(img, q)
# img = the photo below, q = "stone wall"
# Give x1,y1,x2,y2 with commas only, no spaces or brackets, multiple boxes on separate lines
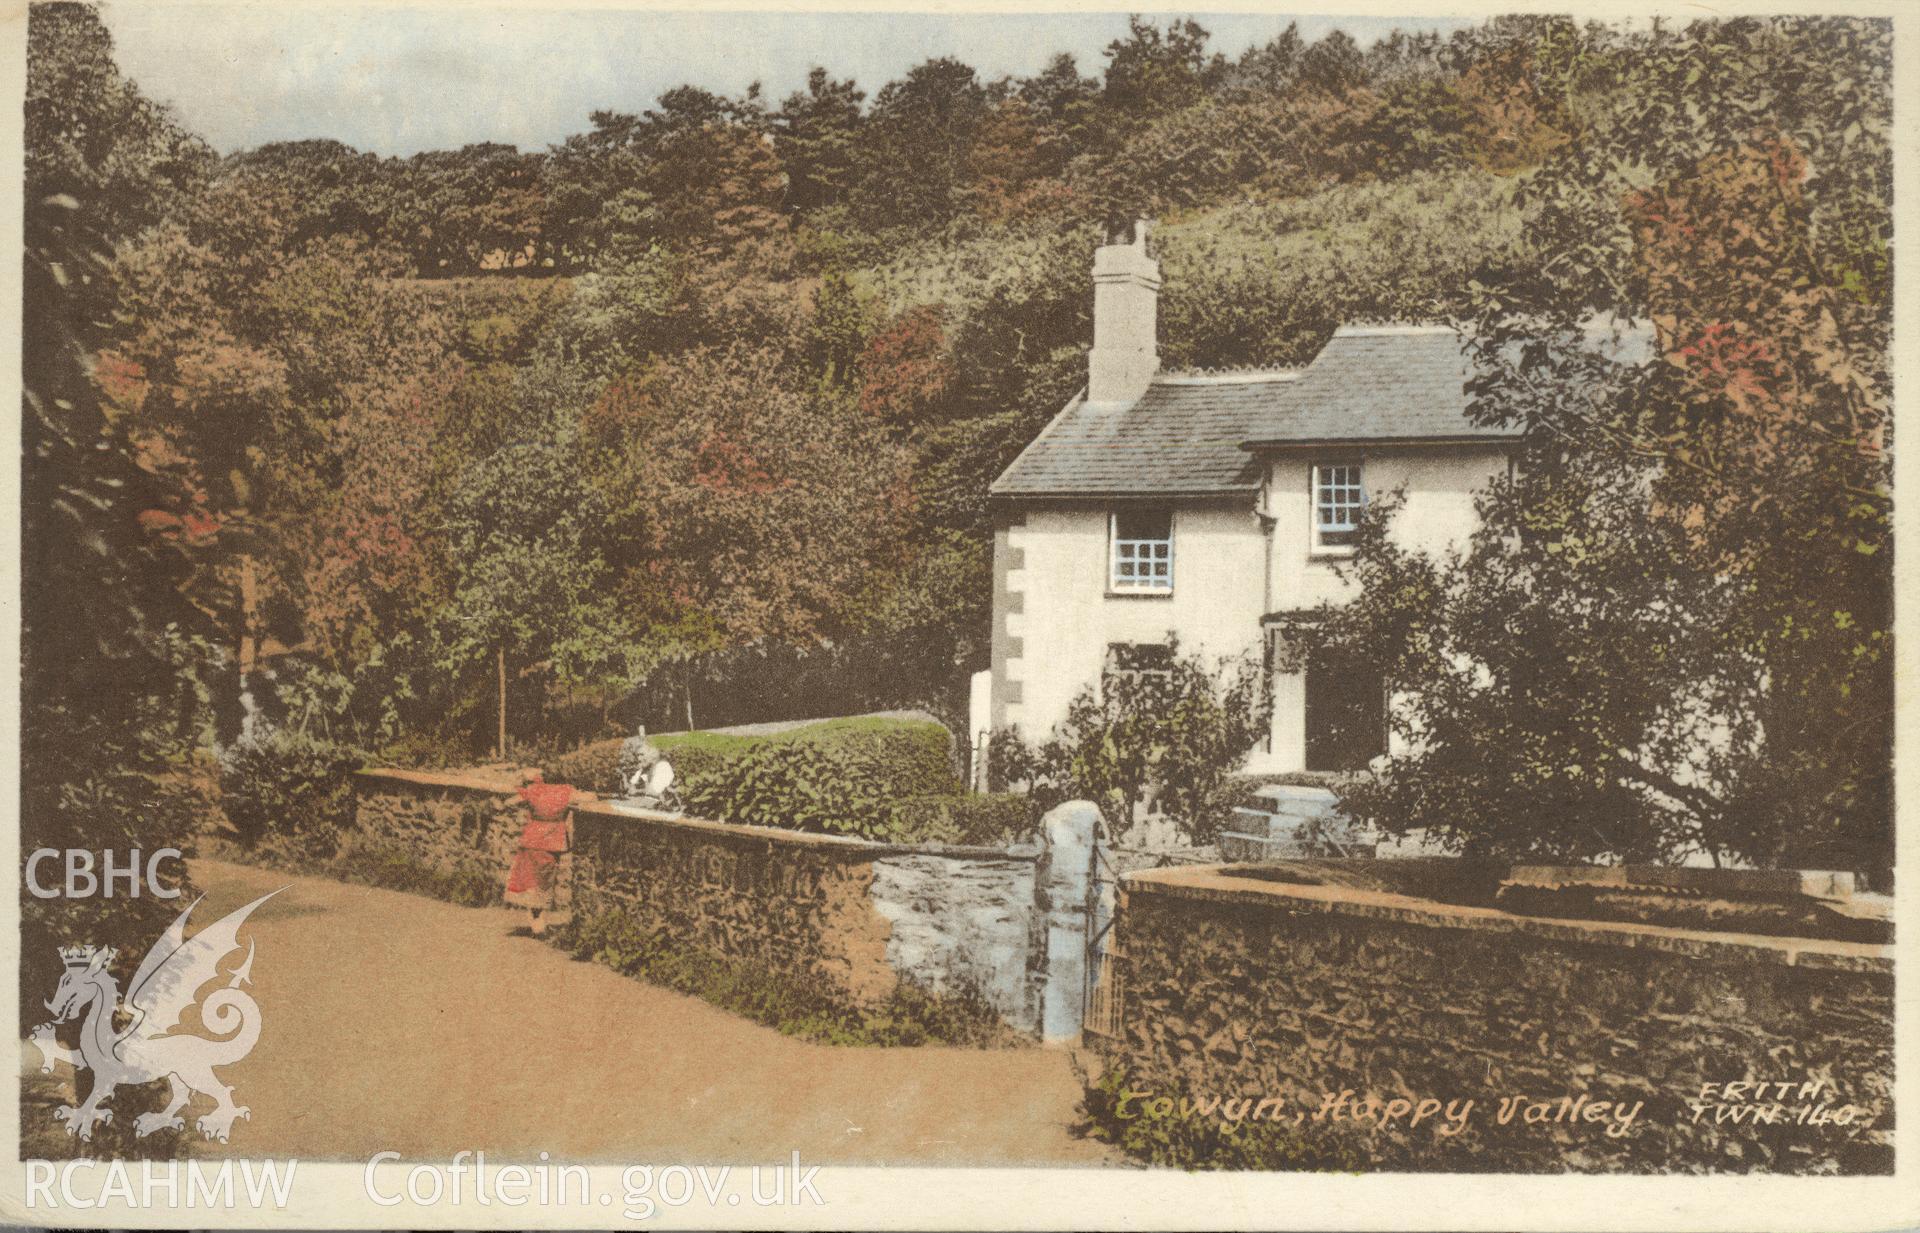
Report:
870,851,1040,1025
350,770,1093,1037
1099,865,1893,1174
345,768,529,884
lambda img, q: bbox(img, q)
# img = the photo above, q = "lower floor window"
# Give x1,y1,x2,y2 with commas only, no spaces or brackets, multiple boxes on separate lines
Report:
1105,641,1173,690
1303,649,1387,772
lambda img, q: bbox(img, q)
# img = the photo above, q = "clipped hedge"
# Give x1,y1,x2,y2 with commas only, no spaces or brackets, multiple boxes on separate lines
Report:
891,793,1035,847
679,723,960,842
543,718,964,842
546,739,625,796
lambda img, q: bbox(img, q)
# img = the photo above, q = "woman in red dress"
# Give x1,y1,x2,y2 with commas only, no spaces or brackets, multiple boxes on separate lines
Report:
504,769,574,935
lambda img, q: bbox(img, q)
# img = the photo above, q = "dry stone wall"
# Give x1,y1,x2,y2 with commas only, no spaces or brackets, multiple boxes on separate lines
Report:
349,770,1089,1036
1101,866,1893,1173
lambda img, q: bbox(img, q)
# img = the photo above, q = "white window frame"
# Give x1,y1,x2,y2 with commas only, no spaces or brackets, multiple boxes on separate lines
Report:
1311,461,1365,556
1109,509,1174,594
1105,641,1175,690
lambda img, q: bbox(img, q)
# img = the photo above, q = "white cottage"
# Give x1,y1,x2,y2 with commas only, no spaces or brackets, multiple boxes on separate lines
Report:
980,223,1517,775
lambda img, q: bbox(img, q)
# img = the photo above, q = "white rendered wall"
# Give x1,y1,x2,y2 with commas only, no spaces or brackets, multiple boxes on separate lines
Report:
996,504,1269,747
988,446,1509,776
1261,446,1509,772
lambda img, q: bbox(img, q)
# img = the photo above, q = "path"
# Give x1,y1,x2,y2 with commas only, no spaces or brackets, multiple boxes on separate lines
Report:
166,860,1115,1166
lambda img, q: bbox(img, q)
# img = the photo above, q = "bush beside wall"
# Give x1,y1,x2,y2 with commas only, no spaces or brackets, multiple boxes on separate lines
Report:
217,729,367,856
500,719,1006,847
891,793,1034,846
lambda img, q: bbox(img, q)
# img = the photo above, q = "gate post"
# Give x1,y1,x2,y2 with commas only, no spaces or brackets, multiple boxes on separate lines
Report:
1036,800,1100,1041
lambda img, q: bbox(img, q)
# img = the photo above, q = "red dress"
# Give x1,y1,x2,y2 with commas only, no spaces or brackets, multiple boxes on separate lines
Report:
505,783,573,906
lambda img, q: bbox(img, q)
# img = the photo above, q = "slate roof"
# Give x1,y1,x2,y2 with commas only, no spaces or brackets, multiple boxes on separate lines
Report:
1240,325,1520,449
989,371,1296,499
990,325,1515,501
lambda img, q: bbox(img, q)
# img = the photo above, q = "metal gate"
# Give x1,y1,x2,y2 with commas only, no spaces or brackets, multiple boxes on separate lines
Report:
1081,842,1122,1038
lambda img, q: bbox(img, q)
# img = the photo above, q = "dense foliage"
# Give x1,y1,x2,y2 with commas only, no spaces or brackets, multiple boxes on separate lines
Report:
1284,19,1893,876
21,3,217,1061
24,5,1893,893
217,729,367,855
996,640,1272,842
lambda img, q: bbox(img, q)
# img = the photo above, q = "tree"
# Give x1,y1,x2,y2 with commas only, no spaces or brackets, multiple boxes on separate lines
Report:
857,305,956,427
1017,53,1100,129
853,58,989,230
395,143,546,273
541,110,650,269
222,140,406,271
1228,24,1305,95
26,2,214,240
22,2,212,1064
1293,17,1892,875
1099,16,1224,120
436,428,627,756
959,98,1074,223
578,344,914,665
776,68,866,216
1297,29,1369,94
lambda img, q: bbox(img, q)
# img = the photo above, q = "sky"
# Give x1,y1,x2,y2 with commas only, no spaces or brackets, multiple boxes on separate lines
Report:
97,4,1476,157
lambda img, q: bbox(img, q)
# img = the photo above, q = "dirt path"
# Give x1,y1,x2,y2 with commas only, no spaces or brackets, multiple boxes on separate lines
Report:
175,860,1115,1167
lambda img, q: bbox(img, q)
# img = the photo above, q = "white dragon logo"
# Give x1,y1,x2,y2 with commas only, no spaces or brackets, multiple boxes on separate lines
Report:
31,889,282,1143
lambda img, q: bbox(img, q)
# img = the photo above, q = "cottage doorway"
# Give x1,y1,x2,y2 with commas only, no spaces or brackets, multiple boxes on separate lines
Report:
1303,649,1387,772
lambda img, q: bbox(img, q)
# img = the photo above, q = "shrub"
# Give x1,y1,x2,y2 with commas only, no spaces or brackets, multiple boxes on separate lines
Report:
891,793,1035,846
542,720,958,831
546,738,626,796
995,637,1271,843
564,908,1021,1047
655,739,734,784
671,719,960,840
681,737,944,841
217,728,366,855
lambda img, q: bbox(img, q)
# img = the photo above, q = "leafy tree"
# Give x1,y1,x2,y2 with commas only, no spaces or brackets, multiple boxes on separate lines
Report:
1294,17,1892,875
1298,29,1369,94
576,346,914,702
25,1,214,239
641,117,792,268
857,305,956,427
436,426,628,755
776,68,866,216
1227,24,1305,95
21,2,213,1061
1016,53,1100,129
395,143,546,273
853,58,989,230
221,140,406,271
1099,16,1225,120
959,98,1075,223
541,109,651,269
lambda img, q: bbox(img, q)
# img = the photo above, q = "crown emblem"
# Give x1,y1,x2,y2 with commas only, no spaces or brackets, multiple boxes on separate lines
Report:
59,944,114,969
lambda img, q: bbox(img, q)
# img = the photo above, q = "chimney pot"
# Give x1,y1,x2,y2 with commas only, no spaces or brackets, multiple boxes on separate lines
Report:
1088,222,1161,406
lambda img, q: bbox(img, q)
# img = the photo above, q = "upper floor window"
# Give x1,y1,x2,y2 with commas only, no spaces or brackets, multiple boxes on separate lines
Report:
1312,462,1364,553
1110,508,1173,593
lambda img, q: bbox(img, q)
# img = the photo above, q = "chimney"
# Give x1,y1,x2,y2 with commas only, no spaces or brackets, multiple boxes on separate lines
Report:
1087,219,1160,406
